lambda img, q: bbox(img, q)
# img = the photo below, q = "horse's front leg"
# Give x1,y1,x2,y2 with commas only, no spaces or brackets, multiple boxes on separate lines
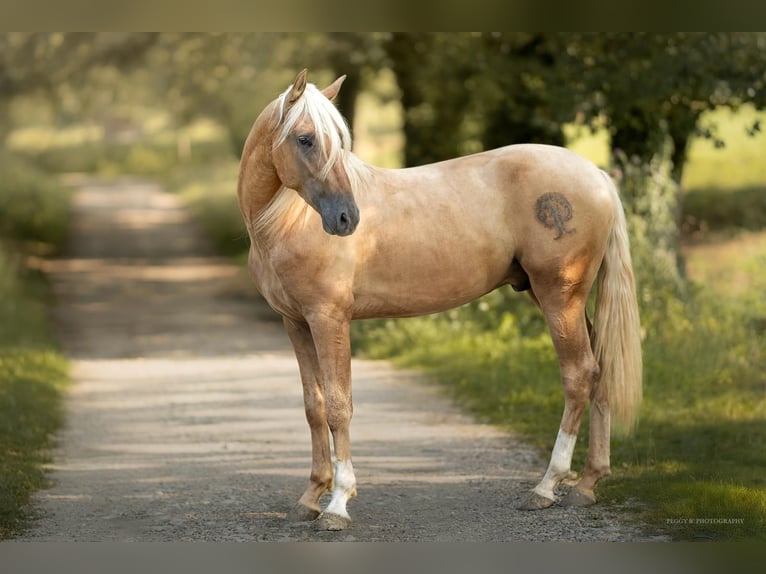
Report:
306,310,356,531
283,317,333,522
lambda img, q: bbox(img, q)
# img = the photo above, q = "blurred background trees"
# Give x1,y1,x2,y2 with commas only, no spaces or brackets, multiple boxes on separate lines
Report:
2,31,765,275
4,32,762,171
2,33,765,541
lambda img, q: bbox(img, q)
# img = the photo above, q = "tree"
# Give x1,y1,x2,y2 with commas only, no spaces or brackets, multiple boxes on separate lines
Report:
0,33,158,138
299,33,387,133
553,33,766,271
475,33,566,150
555,33,766,181
383,32,467,166
384,33,567,167
143,33,386,156
145,33,293,155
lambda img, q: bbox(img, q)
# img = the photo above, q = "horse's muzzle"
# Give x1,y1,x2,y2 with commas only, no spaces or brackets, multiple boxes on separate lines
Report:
316,196,360,237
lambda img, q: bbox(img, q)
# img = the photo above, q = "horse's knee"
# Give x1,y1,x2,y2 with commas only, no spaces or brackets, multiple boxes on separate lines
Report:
304,402,326,429
326,395,353,431
559,359,599,433
561,358,599,400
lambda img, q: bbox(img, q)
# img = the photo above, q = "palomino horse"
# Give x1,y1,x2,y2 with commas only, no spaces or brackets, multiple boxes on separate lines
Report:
237,69,642,531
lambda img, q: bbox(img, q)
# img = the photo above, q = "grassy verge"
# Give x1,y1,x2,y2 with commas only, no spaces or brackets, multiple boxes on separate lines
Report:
351,279,766,541
0,153,71,539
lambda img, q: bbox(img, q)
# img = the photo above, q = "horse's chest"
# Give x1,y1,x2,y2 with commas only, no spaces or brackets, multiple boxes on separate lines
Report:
247,248,303,320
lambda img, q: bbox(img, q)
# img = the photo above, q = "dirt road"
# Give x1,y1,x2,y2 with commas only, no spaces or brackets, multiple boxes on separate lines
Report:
19,177,657,541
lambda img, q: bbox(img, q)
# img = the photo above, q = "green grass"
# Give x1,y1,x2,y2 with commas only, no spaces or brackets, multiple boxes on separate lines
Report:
0,154,70,255
682,105,766,192
351,282,766,541
683,231,766,297
0,155,71,539
683,187,766,236
0,252,70,539
0,343,69,538
8,116,231,177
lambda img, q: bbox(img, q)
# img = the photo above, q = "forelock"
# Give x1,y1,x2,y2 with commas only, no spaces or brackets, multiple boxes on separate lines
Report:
273,83,352,179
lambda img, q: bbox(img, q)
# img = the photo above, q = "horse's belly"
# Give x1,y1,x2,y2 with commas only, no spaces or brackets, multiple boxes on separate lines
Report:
352,248,509,319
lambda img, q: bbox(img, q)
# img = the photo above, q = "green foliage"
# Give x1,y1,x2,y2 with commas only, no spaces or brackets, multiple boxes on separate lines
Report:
384,33,568,167
0,153,70,253
0,248,69,539
684,187,766,235
602,279,766,541
0,33,158,103
616,152,686,329
682,105,766,192
555,33,766,165
0,155,70,538
0,348,68,538
14,137,230,177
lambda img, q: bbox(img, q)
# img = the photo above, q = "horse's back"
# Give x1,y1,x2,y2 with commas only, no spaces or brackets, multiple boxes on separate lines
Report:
489,144,609,195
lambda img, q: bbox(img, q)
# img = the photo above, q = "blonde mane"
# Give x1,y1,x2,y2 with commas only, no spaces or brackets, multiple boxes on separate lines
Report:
252,82,372,242
275,82,351,179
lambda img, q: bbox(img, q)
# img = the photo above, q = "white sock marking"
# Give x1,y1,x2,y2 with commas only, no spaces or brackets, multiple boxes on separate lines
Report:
323,459,356,518
532,428,577,500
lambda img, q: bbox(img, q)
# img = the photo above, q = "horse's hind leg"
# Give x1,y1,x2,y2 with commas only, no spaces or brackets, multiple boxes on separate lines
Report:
518,278,600,510
562,362,610,507
283,318,333,522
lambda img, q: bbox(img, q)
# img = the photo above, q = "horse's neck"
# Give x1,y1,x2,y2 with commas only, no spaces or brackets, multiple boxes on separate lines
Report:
238,149,282,226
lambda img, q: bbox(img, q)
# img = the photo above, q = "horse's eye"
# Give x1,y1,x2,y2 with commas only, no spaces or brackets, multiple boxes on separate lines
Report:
297,135,314,148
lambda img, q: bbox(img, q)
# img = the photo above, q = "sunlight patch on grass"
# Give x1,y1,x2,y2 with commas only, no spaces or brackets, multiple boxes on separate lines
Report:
683,105,766,192
683,231,766,296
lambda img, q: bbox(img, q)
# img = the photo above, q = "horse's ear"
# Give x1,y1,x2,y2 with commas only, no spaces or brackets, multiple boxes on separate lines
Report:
287,69,308,105
321,75,346,101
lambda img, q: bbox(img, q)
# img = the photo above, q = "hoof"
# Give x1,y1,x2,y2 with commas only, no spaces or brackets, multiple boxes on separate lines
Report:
517,491,556,511
314,512,351,531
562,487,597,507
287,502,321,523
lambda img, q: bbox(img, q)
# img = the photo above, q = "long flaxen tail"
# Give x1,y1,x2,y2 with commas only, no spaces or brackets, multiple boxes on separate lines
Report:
592,173,643,435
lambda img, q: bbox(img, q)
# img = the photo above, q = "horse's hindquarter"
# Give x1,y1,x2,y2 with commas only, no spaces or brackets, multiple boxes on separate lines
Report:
350,145,614,319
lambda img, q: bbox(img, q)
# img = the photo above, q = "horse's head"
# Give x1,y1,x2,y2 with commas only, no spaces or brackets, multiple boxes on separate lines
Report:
270,69,360,237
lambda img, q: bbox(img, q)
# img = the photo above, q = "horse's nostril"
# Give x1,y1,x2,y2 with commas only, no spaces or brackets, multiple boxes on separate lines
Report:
339,212,349,226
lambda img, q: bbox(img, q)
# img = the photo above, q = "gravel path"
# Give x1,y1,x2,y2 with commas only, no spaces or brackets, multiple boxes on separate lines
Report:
19,177,659,541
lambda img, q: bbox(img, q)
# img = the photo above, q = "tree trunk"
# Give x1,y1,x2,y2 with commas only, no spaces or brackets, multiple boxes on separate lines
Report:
334,71,359,136
609,106,697,279
481,93,565,150
384,33,432,167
